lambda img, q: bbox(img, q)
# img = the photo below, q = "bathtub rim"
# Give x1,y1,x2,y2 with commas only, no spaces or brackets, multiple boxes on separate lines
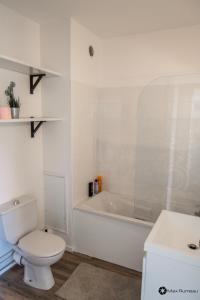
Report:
74,204,154,228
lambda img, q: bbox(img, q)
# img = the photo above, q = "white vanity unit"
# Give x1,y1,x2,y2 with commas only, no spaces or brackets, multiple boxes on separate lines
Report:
141,210,200,300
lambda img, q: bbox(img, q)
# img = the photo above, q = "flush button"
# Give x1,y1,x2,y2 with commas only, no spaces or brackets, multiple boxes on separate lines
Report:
13,199,20,206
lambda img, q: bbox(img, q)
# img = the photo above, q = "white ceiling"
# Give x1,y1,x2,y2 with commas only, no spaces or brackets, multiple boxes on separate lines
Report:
0,0,200,37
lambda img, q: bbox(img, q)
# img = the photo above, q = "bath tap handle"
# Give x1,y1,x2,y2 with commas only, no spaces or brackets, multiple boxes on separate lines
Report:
194,210,200,217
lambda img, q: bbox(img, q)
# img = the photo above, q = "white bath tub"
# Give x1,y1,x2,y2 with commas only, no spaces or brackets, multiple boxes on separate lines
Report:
73,191,153,271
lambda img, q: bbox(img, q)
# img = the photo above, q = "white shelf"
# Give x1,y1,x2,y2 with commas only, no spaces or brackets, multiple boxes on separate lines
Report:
0,54,62,77
0,117,63,138
0,117,62,123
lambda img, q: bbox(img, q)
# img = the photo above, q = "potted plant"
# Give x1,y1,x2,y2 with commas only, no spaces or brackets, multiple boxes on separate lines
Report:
5,81,21,119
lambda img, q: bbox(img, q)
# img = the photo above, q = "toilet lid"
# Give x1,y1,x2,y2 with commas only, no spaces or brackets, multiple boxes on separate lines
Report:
18,230,66,258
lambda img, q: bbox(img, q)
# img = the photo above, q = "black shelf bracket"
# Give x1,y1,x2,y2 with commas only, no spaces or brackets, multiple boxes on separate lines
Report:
30,121,46,138
30,73,46,94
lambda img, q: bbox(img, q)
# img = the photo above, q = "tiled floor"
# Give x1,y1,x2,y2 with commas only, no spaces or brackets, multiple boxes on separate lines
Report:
0,251,141,300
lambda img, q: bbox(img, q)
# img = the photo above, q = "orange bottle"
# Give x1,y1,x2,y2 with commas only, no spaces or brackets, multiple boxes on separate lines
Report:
97,176,102,193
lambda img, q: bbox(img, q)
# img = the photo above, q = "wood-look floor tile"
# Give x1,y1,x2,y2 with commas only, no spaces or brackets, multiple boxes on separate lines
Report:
0,251,141,300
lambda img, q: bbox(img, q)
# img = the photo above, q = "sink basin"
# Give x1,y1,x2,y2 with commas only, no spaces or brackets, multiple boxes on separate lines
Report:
144,210,200,266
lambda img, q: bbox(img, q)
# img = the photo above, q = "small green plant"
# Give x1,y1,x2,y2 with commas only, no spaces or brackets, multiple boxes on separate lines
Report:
5,81,21,108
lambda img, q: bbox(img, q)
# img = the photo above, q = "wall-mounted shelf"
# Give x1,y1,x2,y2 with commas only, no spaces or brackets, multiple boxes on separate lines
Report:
0,54,62,94
0,117,62,138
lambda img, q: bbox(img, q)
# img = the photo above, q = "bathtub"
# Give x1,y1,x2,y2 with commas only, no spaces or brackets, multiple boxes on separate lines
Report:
73,191,153,272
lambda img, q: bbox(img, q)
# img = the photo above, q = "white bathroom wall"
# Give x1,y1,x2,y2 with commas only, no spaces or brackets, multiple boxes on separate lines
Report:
70,22,200,205
101,25,200,87
0,4,43,271
71,19,102,206
96,87,140,196
0,5,43,215
0,70,43,206
40,17,72,245
0,3,40,66
97,25,200,202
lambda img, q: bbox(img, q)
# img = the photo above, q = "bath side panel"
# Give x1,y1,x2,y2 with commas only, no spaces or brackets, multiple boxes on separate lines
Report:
73,209,151,271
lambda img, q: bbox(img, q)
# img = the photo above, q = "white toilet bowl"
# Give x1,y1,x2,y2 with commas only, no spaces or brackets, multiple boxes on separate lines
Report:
13,230,66,290
0,195,66,290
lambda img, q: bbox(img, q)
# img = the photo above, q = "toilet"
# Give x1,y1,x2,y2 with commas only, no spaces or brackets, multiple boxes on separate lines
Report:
0,195,66,290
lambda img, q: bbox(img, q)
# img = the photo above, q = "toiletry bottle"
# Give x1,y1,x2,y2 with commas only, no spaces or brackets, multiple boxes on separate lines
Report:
97,176,102,192
94,179,99,195
88,182,93,197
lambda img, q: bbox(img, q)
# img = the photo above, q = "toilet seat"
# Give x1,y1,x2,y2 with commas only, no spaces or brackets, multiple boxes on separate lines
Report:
18,230,66,258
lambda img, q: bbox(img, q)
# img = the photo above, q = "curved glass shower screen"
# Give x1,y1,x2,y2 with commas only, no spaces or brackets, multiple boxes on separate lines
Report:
134,74,200,222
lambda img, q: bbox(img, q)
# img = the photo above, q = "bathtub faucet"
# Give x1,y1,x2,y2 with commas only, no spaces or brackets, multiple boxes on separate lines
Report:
194,210,200,217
